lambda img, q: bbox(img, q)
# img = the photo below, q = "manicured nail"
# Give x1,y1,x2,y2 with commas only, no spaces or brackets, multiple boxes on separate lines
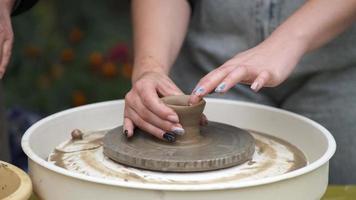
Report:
199,114,207,125
123,129,129,138
167,115,179,123
163,132,176,143
251,82,259,92
171,127,185,135
202,120,208,125
200,119,207,126
193,86,205,96
214,82,226,93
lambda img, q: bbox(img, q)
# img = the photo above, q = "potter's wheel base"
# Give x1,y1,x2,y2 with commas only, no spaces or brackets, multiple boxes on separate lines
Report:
103,122,255,172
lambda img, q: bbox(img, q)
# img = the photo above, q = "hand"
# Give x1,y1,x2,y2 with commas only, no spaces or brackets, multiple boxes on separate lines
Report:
0,0,14,79
189,37,306,104
124,71,185,142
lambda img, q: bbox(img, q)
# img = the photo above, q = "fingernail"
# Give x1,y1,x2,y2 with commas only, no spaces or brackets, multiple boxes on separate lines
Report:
251,82,259,92
123,129,129,138
202,119,208,126
167,115,179,123
200,114,208,126
214,82,226,93
171,127,185,135
193,86,205,96
163,132,176,143
200,119,207,126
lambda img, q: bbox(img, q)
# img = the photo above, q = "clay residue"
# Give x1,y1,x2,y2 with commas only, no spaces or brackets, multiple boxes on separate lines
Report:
55,131,103,153
253,132,307,172
48,129,307,185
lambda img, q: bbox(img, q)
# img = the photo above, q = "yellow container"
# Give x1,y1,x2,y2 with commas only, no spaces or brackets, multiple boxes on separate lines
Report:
0,161,32,200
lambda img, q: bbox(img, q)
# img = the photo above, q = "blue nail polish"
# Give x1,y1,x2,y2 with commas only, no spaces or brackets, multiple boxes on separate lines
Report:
215,83,226,93
194,86,205,95
163,132,176,143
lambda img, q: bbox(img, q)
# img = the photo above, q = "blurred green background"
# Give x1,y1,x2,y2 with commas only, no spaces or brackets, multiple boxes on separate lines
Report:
5,0,132,115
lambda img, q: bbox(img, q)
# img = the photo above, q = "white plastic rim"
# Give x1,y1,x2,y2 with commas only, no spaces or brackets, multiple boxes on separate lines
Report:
22,98,336,191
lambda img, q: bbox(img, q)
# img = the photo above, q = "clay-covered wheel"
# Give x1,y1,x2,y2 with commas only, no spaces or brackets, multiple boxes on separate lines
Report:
103,121,255,172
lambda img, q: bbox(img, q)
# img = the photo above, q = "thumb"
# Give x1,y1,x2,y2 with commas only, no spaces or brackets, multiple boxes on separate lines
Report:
157,81,184,96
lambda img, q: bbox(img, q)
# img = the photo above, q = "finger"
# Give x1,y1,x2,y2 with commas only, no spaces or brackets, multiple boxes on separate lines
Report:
214,66,248,93
189,65,235,104
128,96,185,135
138,85,179,123
188,93,203,106
125,107,175,142
157,79,184,96
200,113,208,126
123,117,135,138
250,71,270,92
0,38,4,78
0,38,13,78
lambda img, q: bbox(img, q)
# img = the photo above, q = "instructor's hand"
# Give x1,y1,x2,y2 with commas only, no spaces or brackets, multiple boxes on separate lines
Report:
124,71,185,142
189,38,305,104
0,0,14,79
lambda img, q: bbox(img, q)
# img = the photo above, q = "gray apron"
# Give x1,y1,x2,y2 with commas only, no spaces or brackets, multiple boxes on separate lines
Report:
171,0,356,184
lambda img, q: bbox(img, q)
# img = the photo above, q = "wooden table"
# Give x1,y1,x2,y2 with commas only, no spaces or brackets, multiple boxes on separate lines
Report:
322,185,356,200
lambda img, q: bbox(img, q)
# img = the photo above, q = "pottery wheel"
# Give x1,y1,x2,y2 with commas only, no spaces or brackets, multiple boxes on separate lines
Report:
103,122,255,172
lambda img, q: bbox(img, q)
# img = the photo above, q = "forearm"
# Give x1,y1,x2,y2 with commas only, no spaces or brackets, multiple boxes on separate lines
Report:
131,0,190,82
0,0,15,14
266,0,356,54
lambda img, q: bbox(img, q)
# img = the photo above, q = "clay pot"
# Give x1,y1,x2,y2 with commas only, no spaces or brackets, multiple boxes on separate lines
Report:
0,161,32,200
161,95,205,142
103,94,255,172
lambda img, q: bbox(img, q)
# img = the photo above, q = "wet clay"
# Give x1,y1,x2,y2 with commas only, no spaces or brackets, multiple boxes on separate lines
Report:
48,129,307,185
103,95,255,172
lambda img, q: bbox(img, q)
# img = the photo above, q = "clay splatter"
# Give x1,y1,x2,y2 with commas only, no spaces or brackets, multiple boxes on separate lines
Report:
48,129,307,185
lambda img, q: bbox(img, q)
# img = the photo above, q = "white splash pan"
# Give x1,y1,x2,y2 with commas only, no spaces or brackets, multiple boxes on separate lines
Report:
22,99,336,200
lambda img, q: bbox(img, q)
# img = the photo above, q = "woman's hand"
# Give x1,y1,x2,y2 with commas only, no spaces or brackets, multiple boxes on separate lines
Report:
128,0,192,141
189,0,356,105
0,0,14,79
124,71,185,142
189,37,306,104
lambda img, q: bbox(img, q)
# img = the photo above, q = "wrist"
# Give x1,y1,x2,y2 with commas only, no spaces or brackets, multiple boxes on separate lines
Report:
132,55,170,83
0,0,16,14
264,28,309,58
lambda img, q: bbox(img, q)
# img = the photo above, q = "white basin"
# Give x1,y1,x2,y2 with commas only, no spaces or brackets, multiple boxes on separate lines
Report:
22,98,336,200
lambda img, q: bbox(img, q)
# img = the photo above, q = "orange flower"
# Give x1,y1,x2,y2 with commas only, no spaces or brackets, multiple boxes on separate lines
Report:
24,45,41,59
61,48,75,63
50,64,64,80
37,74,51,89
101,61,119,78
69,27,84,44
72,90,87,107
121,63,133,79
89,52,104,70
